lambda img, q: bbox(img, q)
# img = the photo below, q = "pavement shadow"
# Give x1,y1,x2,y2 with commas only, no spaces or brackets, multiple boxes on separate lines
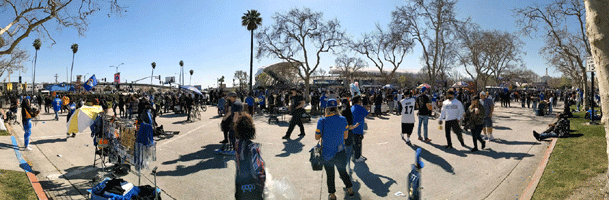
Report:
32,119,56,122
33,137,68,145
276,137,304,157
209,115,223,119
563,133,584,138
171,120,189,124
0,142,14,150
275,121,290,127
157,144,230,177
428,142,468,157
493,138,539,146
475,148,534,160
159,114,185,118
353,162,395,197
62,165,104,180
408,144,455,174
39,179,90,198
493,126,512,130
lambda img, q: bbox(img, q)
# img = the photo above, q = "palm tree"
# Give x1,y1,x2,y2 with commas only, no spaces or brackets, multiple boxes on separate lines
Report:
32,39,41,95
151,62,156,85
242,10,262,95
179,60,184,86
70,43,78,83
189,69,194,85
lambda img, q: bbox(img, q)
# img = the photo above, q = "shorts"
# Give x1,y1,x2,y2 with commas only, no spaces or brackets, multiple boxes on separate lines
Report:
483,117,493,128
401,123,414,135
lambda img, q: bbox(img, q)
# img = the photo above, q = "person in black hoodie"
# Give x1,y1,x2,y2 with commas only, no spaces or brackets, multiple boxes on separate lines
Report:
340,99,359,171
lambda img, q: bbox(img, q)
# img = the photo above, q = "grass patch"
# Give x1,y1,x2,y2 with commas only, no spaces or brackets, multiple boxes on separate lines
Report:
0,169,37,200
0,130,9,136
532,106,607,200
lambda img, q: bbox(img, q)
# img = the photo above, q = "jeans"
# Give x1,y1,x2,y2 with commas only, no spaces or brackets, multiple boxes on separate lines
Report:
471,124,484,148
353,134,364,159
374,105,381,115
548,104,552,115
23,119,32,147
323,150,353,194
54,111,58,120
539,132,557,140
345,145,353,172
417,115,429,139
532,102,538,112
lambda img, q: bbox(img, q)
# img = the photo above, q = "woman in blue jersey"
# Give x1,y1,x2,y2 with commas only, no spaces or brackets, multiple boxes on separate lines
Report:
316,99,354,200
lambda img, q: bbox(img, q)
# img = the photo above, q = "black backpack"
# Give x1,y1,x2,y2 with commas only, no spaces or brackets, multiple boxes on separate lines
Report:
235,140,265,200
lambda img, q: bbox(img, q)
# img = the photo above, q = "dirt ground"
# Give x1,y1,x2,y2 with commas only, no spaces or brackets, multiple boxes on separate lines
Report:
566,173,609,200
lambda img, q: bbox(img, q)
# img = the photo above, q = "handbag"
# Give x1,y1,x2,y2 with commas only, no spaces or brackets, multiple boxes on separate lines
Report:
309,117,325,171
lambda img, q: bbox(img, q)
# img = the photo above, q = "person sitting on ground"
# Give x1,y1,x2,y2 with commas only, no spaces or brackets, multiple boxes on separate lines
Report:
585,108,602,120
533,113,570,141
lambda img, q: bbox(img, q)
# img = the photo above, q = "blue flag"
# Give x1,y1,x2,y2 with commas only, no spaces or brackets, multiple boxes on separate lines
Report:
83,75,98,91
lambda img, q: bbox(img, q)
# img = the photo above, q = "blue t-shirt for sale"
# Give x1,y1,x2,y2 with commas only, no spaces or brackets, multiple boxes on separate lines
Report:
316,114,348,161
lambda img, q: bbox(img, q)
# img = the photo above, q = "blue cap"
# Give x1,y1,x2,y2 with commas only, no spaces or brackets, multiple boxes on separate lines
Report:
25,96,31,100
420,87,427,93
327,99,338,108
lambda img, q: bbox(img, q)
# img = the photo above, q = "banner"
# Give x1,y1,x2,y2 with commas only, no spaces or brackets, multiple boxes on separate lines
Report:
83,75,98,91
114,73,120,83
7,83,12,91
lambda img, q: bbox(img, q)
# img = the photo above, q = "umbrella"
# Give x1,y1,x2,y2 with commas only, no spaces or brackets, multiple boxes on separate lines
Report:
67,105,103,134
452,81,469,88
417,83,431,89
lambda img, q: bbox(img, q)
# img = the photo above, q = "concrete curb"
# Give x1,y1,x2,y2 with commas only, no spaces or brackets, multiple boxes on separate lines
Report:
6,123,48,200
519,138,558,200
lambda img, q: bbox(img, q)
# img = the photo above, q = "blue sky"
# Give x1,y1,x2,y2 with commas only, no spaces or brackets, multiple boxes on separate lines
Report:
4,0,558,88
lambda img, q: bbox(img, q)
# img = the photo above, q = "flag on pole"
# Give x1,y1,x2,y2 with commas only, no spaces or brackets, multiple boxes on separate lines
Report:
114,73,120,83
83,75,98,91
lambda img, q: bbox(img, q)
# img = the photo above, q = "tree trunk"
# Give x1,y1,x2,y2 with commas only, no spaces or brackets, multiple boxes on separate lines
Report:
304,75,311,103
249,30,254,96
70,53,75,83
584,0,609,191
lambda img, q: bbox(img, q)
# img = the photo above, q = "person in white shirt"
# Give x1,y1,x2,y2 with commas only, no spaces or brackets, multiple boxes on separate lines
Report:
400,91,416,144
438,90,466,149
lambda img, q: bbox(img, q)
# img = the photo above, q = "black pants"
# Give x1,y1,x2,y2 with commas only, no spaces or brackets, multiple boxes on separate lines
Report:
323,150,353,194
471,124,484,148
285,115,304,137
353,134,364,159
186,106,192,121
445,120,464,147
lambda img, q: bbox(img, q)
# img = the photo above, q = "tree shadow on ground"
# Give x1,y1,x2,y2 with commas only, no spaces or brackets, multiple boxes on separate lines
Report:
353,162,395,197
428,142,468,157
408,144,455,174
276,137,304,157
171,120,189,124
156,144,231,177
493,126,512,130
39,179,90,198
33,137,68,145
493,138,539,146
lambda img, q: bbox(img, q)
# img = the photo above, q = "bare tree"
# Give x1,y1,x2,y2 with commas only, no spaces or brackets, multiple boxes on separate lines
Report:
350,24,414,84
334,54,367,84
584,0,609,189
0,0,124,56
0,48,28,79
392,0,459,89
515,0,590,108
256,7,346,100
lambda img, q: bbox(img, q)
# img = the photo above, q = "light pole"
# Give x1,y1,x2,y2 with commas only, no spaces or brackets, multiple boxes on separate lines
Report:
110,63,124,73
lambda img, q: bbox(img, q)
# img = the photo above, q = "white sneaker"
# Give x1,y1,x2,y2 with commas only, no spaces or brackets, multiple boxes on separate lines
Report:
482,135,488,140
489,135,495,141
24,146,33,151
354,157,366,162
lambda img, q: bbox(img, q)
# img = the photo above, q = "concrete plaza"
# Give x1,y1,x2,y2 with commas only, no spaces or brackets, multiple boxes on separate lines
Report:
6,102,558,199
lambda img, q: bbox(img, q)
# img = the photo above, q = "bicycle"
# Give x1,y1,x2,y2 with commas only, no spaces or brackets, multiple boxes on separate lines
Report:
200,103,207,112
189,106,201,122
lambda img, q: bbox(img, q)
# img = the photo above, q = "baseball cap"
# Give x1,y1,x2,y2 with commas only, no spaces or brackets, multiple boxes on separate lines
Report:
480,91,486,96
227,92,238,97
327,99,338,108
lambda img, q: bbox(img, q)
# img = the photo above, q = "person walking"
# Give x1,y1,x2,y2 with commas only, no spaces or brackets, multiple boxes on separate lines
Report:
416,87,433,142
400,91,416,144
316,99,354,200
21,97,39,151
66,102,77,137
245,94,255,115
374,92,383,117
480,92,495,141
52,95,62,121
282,89,306,139
466,96,486,152
221,92,243,153
351,95,369,162
340,99,359,172
438,90,465,149
119,96,125,118
234,113,266,200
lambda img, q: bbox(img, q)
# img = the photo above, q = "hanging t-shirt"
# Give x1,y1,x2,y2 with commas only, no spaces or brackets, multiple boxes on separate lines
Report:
401,98,416,123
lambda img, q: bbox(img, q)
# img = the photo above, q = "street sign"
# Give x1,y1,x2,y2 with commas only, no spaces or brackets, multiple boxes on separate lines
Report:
587,56,597,72
165,76,175,83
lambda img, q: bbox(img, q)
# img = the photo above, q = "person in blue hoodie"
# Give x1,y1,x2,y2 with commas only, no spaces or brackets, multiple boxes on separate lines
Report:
351,95,369,162
320,92,328,110
52,95,62,121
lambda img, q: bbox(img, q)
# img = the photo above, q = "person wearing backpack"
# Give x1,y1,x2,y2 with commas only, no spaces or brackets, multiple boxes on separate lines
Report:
234,113,265,200
317,99,354,200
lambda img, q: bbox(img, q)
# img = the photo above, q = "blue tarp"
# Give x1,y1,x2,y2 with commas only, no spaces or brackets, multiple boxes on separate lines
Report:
179,85,202,95
46,84,75,92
